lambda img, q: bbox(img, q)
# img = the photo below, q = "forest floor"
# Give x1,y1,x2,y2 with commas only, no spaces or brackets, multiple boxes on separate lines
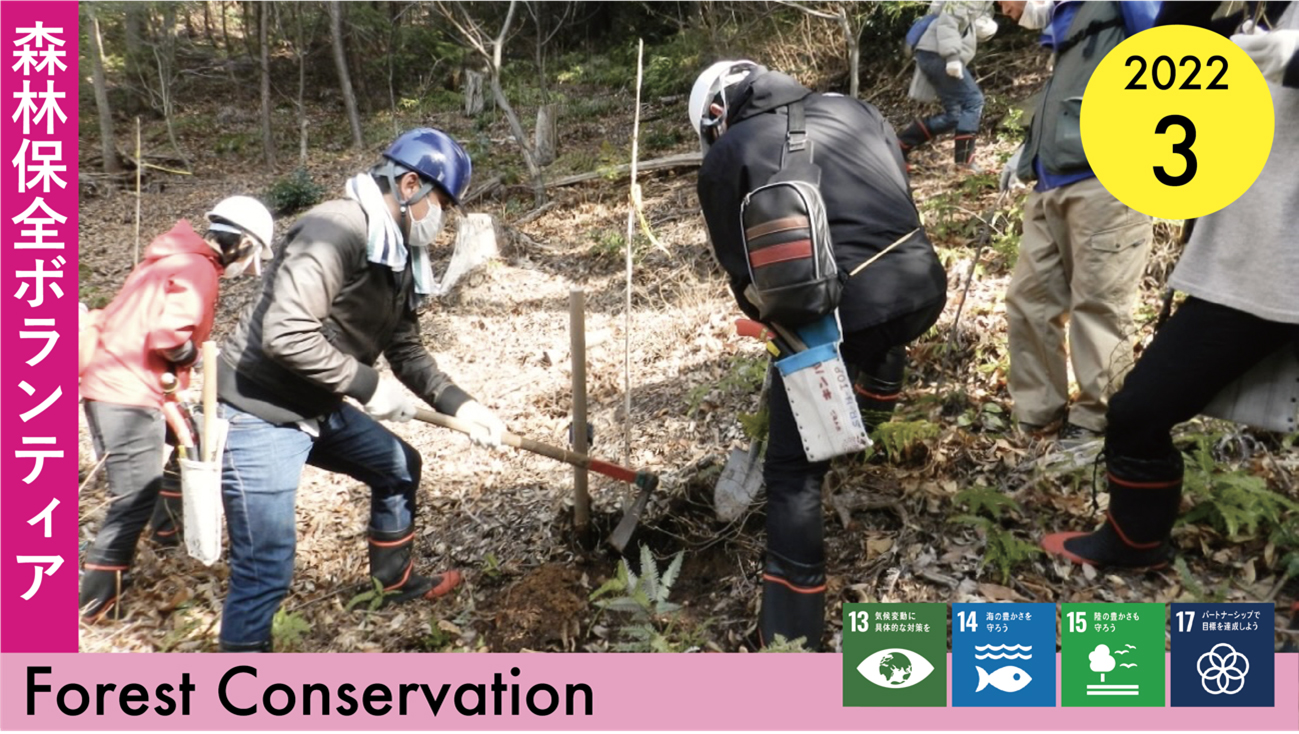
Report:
76,46,1299,654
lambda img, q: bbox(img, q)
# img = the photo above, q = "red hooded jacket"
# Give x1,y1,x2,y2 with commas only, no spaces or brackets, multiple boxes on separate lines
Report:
79,220,223,409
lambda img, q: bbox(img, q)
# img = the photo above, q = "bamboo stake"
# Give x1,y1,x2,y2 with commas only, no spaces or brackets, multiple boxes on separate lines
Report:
570,289,590,537
622,38,644,469
201,342,219,462
134,117,142,266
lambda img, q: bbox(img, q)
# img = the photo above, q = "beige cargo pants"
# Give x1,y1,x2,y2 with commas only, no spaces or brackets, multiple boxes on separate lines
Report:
1005,176,1152,433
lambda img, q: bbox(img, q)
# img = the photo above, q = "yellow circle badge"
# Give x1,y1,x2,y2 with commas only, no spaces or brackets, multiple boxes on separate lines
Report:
1082,24,1274,220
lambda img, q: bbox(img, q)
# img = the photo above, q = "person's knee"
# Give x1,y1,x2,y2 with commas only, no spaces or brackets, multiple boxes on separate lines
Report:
399,441,423,487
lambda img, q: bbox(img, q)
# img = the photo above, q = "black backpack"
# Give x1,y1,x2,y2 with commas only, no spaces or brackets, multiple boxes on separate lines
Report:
740,99,841,327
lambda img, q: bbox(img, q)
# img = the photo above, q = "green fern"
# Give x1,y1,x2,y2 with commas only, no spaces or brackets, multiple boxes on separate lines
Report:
950,515,1042,584
953,485,1021,521
1180,440,1299,541
590,545,686,651
271,609,312,651
760,634,809,652
872,419,940,463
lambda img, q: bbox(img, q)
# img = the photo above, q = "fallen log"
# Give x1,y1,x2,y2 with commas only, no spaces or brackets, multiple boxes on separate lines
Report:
547,152,702,188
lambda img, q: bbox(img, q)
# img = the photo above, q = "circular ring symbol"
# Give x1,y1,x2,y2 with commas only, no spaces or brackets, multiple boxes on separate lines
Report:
1197,643,1249,695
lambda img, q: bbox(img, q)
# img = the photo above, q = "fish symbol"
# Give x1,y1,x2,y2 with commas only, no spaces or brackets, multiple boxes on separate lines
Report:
976,665,1033,693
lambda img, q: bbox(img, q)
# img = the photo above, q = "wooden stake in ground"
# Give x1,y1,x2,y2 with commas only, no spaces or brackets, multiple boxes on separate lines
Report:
622,38,644,469
570,289,590,537
201,342,219,462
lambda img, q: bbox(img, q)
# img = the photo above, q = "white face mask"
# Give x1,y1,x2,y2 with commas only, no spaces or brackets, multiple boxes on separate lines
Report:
406,195,444,249
220,236,261,279
1019,0,1053,30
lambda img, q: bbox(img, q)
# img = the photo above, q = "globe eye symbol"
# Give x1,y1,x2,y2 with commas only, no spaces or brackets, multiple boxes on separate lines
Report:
857,648,935,689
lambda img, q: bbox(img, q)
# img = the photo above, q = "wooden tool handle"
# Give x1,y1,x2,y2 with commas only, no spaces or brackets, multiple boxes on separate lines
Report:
412,407,657,489
201,341,218,462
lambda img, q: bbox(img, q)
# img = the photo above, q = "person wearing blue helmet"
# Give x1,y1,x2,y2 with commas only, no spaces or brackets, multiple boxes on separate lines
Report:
214,127,507,652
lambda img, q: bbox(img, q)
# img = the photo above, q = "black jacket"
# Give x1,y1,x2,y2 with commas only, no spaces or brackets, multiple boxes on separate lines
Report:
218,198,471,424
1156,1,1299,88
697,69,947,333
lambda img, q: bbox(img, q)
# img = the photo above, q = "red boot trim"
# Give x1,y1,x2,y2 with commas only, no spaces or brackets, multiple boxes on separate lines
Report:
423,570,463,600
1106,472,1180,490
1041,532,1096,566
761,574,826,594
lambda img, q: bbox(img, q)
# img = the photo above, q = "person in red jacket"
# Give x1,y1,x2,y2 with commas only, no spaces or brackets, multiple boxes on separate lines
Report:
78,196,273,621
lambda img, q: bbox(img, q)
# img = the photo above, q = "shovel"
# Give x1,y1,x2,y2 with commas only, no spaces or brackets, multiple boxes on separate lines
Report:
714,358,772,522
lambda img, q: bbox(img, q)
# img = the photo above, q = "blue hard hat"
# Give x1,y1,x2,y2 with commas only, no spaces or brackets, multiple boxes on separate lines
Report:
381,127,473,205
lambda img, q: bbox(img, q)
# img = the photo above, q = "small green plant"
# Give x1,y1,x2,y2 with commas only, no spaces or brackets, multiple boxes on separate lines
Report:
265,168,325,215
482,552,503,581
760,634,809,652
271,609,312,651
1180,437,1299,542
949,485,1041,583
416,624,454,652
346,576,401,613
590,545,685,652
871,419,940,463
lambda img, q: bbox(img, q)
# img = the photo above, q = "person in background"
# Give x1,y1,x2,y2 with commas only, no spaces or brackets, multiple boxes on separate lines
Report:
77,196,274,621
998,0,1161,449
1042,3,1299,577
898,1,999,170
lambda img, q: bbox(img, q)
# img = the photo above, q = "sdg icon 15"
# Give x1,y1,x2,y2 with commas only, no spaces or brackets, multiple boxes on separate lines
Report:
1081,24,1274,220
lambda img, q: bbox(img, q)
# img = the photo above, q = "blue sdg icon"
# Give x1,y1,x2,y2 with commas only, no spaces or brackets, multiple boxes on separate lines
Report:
952,603,1057,707
1171,603,1274,707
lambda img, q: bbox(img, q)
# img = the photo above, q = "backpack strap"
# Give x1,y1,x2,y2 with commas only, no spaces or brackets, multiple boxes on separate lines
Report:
781,99,812,169
1053,14,1124,59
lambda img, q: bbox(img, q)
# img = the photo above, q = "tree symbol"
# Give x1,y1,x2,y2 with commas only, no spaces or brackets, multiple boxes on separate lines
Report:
1089,644,1117,683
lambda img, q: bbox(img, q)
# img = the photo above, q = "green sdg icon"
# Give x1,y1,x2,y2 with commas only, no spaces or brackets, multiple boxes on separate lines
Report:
842,603,947,707
1061,603,1166,707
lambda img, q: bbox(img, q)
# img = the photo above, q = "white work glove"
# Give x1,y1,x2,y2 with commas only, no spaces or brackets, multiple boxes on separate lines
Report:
999,146,1025,192
974,16,998,42
946,59,964,79
364,377,417,423
455,400,507,449
1232,30,1299,84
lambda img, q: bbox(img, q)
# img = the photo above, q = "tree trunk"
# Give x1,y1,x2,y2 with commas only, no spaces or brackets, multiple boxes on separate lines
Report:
490,72,545,205
259,1,276,166
534,104,557,167
85,5,122,174
202,1,214,48
329,0,365,150
220,0,231,55
840,9,859,99
464,70,484,116
153,4,190,168
296,2,309,168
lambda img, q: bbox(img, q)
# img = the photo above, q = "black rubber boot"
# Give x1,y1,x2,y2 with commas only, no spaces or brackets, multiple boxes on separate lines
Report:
368,527,462,606
79,565,128,622
219,639,273,652
852,346,907,433
954,134,981,170
758,551,825,651
1042,450,1183,569
896,119,933,160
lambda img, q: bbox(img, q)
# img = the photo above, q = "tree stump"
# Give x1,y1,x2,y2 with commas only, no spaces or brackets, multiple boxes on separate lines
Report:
464,70,484,117
534,103,558,167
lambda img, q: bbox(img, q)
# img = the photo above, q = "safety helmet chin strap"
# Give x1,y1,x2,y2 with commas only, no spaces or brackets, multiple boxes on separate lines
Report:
373,160,436,231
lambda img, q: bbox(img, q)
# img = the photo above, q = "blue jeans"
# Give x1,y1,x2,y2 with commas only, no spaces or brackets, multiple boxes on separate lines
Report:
218,401,423,647
915,50,984,136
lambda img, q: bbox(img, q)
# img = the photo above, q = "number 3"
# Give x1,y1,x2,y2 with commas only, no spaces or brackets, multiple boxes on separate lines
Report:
1154,114,1197,187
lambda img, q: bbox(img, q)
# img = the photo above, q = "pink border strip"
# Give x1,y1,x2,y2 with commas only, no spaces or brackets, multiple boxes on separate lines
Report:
1,653,1295,730
1,0,79,653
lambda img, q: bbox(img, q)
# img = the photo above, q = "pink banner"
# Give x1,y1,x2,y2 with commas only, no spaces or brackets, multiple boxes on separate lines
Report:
1,1,80,653
1,653,1295,731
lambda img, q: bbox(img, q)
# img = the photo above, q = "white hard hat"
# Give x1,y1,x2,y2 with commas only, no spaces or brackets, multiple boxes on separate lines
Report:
206,195,274,256
688,59,758,138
